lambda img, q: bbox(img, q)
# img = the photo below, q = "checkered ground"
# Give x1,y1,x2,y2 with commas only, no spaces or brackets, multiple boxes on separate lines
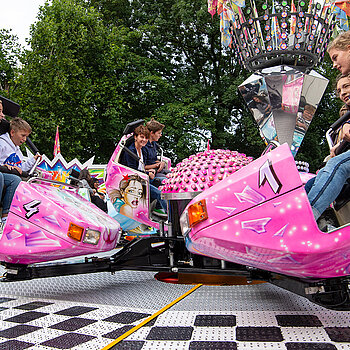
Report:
0,294,350,349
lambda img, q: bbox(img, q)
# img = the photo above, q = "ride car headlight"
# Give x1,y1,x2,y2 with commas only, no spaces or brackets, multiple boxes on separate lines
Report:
83,229,101,245
180,210,190,236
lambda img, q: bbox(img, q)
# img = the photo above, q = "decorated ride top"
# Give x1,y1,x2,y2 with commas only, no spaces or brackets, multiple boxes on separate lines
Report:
208,0,343,72
161,149,253,199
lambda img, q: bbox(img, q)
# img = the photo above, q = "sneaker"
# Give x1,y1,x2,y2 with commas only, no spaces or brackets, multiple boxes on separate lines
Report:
152,209,167,220
317,209,339,232
318,221,337,233
326,224,337,232
153,208,165,214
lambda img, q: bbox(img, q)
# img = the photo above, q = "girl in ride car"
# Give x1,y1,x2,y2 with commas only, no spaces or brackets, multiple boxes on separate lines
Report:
307,31,350,222
123,125,167,214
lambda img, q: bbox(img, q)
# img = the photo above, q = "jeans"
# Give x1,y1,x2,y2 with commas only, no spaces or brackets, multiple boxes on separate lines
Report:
149,184,167,213
304,176,315,194
2,173,21,214
307,150,350,220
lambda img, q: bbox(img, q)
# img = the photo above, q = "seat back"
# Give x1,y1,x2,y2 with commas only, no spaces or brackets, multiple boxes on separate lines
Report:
334,181,350,226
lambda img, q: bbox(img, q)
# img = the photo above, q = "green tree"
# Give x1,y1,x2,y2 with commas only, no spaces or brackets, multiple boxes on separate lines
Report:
0,29,22,96
8,0,341,169
13,0,131,162
103,0,263,163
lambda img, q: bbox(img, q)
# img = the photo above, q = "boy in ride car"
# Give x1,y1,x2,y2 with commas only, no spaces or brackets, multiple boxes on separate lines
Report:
144,119,169,180
0,117,41,174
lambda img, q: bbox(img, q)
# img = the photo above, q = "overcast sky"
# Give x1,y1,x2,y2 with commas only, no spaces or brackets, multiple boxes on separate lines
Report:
0,0,48,47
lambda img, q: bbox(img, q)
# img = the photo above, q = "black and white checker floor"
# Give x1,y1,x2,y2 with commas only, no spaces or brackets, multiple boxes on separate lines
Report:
0,268,349,349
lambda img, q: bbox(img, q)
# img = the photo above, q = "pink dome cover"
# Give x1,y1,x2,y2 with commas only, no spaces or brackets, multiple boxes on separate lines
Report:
161,149,253,197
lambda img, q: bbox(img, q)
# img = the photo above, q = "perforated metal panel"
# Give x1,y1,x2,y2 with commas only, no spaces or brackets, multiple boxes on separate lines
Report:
0,267,349,349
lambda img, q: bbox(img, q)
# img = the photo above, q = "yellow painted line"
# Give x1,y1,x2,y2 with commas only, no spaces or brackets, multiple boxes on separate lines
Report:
101,283,202,350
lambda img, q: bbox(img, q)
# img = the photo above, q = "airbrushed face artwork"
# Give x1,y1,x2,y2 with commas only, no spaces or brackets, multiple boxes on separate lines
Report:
108,174,147,220
121,180,143,209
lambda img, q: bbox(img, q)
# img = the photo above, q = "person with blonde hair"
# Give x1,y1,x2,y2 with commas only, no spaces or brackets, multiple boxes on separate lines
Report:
0,115,32,225
328,31,350,76
0,117,40,172
307,46,350,223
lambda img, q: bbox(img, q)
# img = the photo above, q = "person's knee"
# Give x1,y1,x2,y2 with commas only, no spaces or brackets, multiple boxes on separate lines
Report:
337,160,350,177
13,176,21,186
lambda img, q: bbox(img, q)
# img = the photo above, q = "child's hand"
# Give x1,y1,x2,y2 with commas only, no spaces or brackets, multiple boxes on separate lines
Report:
157,161,165,172
147,169,156,179
4,164,22,174
330,144,338,158
34,154,42,162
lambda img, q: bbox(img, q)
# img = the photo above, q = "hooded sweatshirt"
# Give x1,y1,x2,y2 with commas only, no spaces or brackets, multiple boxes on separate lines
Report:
0,132,36,172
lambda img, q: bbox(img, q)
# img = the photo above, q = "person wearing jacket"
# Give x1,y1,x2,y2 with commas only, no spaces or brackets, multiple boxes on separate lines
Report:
307,31,350,222
0,117,40,172
0,118,40,225
123,125,167,214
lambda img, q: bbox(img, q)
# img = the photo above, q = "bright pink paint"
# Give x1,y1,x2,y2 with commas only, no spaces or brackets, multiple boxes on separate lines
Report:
0,181,121,265
175,144,350,278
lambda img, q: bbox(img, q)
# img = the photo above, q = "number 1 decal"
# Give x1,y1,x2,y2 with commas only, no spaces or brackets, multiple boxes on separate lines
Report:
259,159,282,194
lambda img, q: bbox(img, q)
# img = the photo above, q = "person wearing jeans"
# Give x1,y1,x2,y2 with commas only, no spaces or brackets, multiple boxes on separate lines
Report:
0,102,22,225
307,150,350,220
307,31,350,221
123,125,168,214
1,173,21,218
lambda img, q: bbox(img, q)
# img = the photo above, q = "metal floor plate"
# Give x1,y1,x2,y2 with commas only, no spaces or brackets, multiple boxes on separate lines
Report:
0,267,349,349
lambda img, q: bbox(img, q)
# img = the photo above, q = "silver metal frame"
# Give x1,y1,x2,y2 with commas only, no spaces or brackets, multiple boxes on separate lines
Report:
27,177,79,189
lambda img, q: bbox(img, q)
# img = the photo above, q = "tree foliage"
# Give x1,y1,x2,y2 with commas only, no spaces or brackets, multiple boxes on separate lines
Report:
0,0,342,169
11,0,130,162
0,29,21,95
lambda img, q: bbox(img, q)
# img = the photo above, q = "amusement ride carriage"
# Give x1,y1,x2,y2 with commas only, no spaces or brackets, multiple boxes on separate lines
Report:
1,0,350,311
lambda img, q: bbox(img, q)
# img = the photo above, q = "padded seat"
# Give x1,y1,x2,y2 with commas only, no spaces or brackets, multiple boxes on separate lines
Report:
334,181,350,211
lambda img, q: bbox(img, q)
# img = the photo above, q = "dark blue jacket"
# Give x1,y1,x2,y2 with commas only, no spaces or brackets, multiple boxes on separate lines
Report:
143,141,159,166
122,141,146,171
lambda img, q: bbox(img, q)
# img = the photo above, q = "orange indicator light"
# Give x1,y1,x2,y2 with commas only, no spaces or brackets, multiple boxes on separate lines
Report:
68,223,84,241
188,199,208,227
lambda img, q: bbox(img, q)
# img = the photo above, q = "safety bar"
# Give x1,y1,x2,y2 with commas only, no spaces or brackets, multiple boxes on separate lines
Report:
28,157,41,176
329,111,350,132
28,177,79,189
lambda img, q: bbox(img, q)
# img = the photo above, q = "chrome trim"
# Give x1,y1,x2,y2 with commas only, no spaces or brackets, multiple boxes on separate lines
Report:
28,177,79,189
182,228,191,236
162,191,202,200
158,145,164,163
28,156,41,176
326,129,334,150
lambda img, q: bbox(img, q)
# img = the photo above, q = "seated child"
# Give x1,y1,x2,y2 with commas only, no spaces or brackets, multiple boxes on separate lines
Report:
78,169,108,213
0,117,40,173
144,119,170,180
123,124,167,214
0,118,40,225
